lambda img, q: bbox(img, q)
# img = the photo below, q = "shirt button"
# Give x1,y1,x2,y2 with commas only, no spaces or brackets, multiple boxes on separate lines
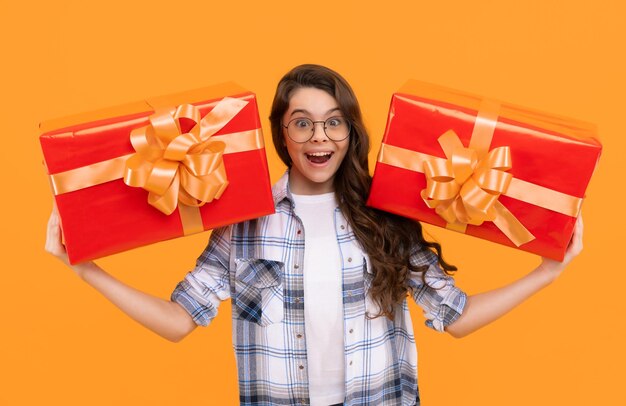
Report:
299,365,305,370
294,264,299,269
349,328,354,334
349,360,353,366
347,291,353,297
297,229,301,235
340,225,345,230
347,257,352,262
295,297,301,304
296,333,303,338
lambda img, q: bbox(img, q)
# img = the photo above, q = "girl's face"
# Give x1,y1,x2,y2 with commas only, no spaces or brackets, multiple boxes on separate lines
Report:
282,87,350,195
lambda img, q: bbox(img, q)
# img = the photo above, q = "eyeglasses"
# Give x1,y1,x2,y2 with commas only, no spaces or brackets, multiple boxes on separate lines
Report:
282,116,351,143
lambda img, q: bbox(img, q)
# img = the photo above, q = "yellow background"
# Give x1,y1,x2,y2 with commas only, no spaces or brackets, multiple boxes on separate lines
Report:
1,0,624,404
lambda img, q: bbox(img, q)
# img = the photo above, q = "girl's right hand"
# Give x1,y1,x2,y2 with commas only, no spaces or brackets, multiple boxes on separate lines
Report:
45,205,94,277
44,204,197,342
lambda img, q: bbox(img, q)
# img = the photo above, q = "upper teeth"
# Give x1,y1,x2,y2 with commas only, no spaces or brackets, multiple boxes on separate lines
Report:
308,152,331,156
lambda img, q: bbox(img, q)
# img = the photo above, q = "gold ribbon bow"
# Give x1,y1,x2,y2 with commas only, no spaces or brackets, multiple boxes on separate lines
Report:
420,101,535,246
123,97,246,215
422,129,512,225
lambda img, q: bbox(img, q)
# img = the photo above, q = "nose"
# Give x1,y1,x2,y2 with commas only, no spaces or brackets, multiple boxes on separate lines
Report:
310,121,328,142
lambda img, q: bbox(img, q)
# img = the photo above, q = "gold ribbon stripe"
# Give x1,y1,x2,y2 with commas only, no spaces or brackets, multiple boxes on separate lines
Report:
469,99,500,159
50,154,133,196
50,128,263,196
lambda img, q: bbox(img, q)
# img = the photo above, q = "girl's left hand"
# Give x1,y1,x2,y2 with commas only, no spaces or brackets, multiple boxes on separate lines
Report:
537,214,584,283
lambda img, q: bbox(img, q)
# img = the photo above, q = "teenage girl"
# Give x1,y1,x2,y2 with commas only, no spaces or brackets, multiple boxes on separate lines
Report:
46,64,583,406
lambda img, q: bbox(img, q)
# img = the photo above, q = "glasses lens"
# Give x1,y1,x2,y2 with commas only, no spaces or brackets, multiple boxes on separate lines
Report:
324,116,350,141
287,118,314,143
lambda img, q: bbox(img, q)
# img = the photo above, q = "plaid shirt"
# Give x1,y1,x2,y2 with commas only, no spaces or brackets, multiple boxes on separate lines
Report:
171,172,467,406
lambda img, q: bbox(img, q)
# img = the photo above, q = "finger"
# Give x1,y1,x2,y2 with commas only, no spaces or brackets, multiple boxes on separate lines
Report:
48,201,58,226
46,211,56,246
568,216,584,257
46,209,66,255
573,214,583,243
45,213,61,252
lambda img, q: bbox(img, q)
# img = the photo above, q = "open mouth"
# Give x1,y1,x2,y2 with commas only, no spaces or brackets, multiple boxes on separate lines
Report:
305,151,333,164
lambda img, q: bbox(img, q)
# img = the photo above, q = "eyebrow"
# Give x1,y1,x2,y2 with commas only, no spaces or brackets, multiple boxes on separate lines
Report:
290,107,341,117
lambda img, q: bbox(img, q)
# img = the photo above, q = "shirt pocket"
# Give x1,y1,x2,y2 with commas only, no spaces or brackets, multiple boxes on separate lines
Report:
234,258,285,327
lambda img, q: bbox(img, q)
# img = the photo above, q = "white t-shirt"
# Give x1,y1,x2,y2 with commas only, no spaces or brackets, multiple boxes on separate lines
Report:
292,192,345,406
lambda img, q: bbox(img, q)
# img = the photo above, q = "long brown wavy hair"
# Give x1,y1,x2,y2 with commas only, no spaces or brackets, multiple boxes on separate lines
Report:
269,64,457,320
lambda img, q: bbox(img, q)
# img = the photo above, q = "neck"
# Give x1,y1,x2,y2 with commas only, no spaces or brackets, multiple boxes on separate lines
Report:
288,168,335,195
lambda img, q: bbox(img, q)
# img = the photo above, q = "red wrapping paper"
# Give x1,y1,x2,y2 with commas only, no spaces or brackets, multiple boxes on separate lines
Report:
40,83,274,264
367,80,602,261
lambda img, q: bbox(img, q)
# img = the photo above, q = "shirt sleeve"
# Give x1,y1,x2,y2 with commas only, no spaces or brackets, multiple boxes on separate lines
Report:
170,225,232,327
407,246,467,332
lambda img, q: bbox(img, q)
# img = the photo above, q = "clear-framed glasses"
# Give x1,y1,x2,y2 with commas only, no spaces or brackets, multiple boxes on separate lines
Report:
282,116,351,143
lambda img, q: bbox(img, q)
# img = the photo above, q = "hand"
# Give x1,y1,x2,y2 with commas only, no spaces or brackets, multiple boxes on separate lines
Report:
45,204,94,277
45,204,70,263
537,214,584,283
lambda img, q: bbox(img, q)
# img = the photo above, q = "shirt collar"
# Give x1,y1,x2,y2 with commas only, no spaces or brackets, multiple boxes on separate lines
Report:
272,170,294,207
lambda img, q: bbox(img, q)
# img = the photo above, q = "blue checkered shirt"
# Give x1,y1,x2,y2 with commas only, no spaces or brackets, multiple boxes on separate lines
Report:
171,172,467,406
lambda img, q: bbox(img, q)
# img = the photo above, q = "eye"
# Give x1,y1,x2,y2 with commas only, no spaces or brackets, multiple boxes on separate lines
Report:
293,118,312,128
326,117,345,127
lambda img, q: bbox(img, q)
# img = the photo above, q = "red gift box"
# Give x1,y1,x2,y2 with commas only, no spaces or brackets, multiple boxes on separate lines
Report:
41,83,275,264
367,80,602,261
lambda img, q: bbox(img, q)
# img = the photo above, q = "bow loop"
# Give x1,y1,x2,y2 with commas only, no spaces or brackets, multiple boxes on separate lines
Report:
163,132,200,161
485,146,511,170
450,147,477,184
145,158,179,197
182,141,225,176
149,107,181,143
